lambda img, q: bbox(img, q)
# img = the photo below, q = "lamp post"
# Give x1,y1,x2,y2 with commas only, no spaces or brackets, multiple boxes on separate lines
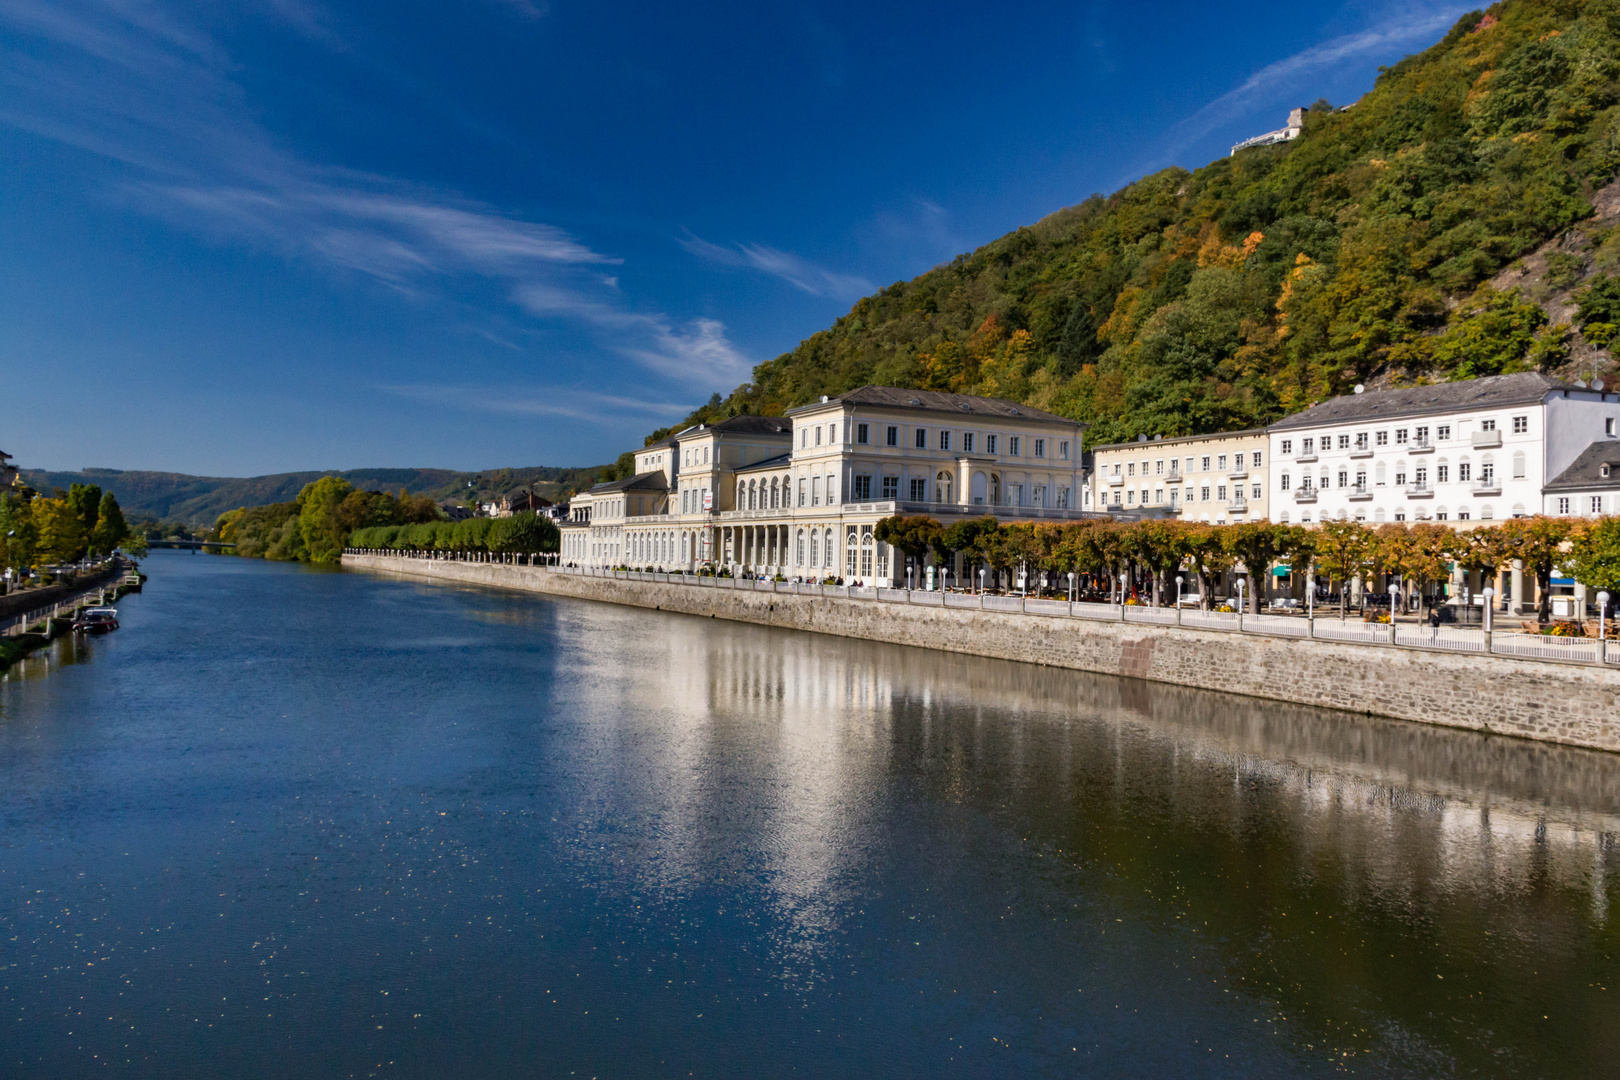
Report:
1600,591,1611,663
1483,586,1495,650
978,568,986,594
1236,579,1245,630
1175,574,1184,627
906,565,913,592
1388,581,1400,644
1068,571,1075,603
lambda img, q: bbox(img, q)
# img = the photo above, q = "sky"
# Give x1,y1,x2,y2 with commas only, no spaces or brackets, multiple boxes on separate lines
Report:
0,0,1474,476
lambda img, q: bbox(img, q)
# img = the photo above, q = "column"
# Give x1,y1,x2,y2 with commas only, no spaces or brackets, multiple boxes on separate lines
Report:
1511,558,1526,615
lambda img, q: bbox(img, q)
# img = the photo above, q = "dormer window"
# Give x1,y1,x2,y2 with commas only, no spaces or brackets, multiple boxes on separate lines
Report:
1604,464,1612,479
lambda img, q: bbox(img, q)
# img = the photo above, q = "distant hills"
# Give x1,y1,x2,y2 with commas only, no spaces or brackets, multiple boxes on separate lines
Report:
18,465,606,526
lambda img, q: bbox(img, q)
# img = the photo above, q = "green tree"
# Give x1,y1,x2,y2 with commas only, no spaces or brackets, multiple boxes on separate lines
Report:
89,492,130,555
875,515,944,581
67,483,102,542
1494,516,1574,624
1313,521,1374,620
1221,521,1295,614
34,497,87,565
1568,517,1620,621
0,490,38,573
297,477,355,564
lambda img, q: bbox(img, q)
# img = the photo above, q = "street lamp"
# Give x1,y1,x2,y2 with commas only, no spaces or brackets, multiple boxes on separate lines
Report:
1119,572,1129,605
1068,571,1076,602
978,567,986,593
1175,574,1184,608
1236,579,1245,621
1600,591,1611,656
1389,581,1400,623
1482,586,1495,635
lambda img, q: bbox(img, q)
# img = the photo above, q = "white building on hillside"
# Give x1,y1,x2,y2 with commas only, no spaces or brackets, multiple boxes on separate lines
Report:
1267,373,1620,526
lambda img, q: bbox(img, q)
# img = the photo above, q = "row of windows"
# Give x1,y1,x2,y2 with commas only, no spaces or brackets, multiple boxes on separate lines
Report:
1108,450,1262,477
1280,416,1535,456
1111,484,1262,507
1283,457,1518,490
1555,497,1607,515
1287,507,1493,524
804,421,1071,460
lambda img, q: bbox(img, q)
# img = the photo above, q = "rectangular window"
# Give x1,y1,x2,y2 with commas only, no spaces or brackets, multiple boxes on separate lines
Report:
1438,425,1451,440
1480,463,1495,483
1200,486,1210,502
1415,426,1429,444
1512,415,1529,434
1251,484,1261,500
810,477,821,505
815,426,822,447
914,428,927,449
1559,497,1571,515
1395,429,1408,444
1034,438,1046,458
1127,463,1135,477
1438,465,1449,483
1376,431,1388,446
1301,438,1313,455
1281,474,1291,491
1457,511,1470,521
939,430,951,451
1058,487,1070,508
856,423,869,444
986,434,998,454
1185,457,1194,473
1034,486,1046,506
962,433,974,453
798,479,806,507
1339,434,1350,450
1201,456,1211,471
854,475,872,501
1155,459,1164,475
1127,490,1135,505
1481,419,1496,432
1217,454,1227,470
886,425,899,447
1338,470,1348,488
1355,433,1368,450
1415,467,1427,484
1060,440,1070,460
826,474,837,503
1217,484,1227,501
1593,496,1604,514
1459,463,1471,482
1252,451,1262,467
1395,471,1406,486
1281,439,1292,455
910,477,927,501
800,429,808,448
1009,436,1022,456
882,476,898,499
1609,418,1618,437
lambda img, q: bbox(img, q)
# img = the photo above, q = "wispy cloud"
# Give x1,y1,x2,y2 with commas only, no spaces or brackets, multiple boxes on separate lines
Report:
381,383,692,424
680,232,873,299
1143,6,1472,167
0,0,739,387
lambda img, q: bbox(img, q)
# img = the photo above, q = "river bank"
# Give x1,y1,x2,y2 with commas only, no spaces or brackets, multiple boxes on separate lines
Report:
344,551,1620,753
0,560,142,672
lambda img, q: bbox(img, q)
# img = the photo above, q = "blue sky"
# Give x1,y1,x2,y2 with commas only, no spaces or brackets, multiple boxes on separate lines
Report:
0,0,1470,475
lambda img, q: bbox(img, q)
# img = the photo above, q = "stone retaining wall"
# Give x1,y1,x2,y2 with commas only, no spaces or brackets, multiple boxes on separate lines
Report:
343,554,1620,753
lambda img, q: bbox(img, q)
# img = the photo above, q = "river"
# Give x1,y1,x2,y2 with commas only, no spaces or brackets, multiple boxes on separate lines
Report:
1,550,1617,1078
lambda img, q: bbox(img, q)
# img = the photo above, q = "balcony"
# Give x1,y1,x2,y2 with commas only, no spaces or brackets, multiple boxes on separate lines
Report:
1350,447,1373,459
1227,498,1248,513
1107,474,1124,486
1348,486,1373,501
1292,488,1318,503
1406,482,1434,498
1408,440,1434,454
1472,429,1503,449
1227,468,1248,481
1293,452,1318,463
1473,479,1502,496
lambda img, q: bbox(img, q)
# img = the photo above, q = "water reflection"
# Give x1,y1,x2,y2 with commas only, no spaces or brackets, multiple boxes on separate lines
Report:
0,553,1614,1078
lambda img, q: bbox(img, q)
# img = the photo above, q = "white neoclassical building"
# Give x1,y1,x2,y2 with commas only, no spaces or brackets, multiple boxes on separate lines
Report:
561,386,1107,583
1267,373,1620,526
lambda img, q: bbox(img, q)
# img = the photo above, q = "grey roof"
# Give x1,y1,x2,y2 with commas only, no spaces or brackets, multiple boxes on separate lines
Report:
642,433,680,450
677,415,792,438
585,470,670,495
1544,440,1620,492
786,385,1081,426
734,452,792,474
1090,427,1266,452
1270,373,1580,431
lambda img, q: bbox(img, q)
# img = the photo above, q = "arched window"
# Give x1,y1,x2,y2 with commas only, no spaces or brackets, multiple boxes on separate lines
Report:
935,470,953,504
1374,508,1385,523
1375,462,1386,485
1481,504,1495,520
990,474,1001,504
681,533,690,561
822,529,835,570
808,528,818,568
860,529,874,576
1511,450,1526,479
796,528,806,566
846,530,859,578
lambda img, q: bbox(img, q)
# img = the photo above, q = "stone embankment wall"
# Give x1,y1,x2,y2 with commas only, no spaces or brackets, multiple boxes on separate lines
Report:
343,553,1620,753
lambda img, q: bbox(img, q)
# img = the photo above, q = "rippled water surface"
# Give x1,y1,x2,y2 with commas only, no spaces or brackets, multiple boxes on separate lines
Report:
3,551,1620,1078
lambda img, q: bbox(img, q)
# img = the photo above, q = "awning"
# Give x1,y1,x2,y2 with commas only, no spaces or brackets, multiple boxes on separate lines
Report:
1271,566,1292,576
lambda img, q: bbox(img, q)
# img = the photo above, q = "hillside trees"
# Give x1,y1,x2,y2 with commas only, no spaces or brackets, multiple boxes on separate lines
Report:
650,0,1620,449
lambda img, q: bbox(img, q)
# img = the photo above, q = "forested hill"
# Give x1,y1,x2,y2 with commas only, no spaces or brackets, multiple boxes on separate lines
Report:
661,0,1620,448
17,464,606,526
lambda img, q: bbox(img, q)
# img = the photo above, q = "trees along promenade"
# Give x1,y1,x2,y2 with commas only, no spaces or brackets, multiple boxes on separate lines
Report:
868,513,1620,630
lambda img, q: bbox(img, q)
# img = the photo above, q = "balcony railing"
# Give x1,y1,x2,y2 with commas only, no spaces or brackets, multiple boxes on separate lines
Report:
1227,498,1248,512
1472,429,1503,449
1293,452,1318,463
1227,468,1248,481
1350,447,1373,459
1292,488,1318,503
1406,482,1434,497
1348,485,1373,501
1408,440,1434,454
1473,479,1502,496
1107,475,1124,486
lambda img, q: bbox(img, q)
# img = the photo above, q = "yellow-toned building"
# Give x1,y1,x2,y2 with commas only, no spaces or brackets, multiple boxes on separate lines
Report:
1087,429,1271,524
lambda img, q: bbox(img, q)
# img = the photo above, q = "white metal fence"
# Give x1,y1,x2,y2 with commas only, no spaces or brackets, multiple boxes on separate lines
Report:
350,552,1620,666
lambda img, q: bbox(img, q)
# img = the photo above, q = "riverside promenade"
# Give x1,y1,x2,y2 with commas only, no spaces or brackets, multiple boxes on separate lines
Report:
343,551,1620,753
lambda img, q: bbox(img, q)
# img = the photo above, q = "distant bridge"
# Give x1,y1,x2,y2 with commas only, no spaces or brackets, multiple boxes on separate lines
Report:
146,540,235,550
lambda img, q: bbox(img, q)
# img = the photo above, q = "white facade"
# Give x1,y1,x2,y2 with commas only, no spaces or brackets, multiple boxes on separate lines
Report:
1269,376,1620,525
